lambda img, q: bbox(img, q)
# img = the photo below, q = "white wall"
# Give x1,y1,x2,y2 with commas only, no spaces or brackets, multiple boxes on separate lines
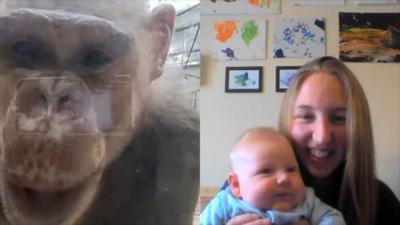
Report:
200,0,400,200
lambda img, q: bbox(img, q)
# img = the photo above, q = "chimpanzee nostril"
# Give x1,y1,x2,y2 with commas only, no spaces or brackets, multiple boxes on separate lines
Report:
59,95,70,105
40,93,47,104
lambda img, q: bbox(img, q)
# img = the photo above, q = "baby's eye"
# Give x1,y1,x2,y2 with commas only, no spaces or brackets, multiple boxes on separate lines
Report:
260,168,272,174
287,166,298,173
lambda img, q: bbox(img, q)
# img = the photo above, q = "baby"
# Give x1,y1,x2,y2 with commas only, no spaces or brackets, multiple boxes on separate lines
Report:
200,127,346,225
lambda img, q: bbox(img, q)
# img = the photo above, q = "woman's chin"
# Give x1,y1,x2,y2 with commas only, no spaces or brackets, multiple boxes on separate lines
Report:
306,161,338,178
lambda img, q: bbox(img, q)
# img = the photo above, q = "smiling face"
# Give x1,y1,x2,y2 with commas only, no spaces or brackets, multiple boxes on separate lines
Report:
291,73,347,178
229,129,305,211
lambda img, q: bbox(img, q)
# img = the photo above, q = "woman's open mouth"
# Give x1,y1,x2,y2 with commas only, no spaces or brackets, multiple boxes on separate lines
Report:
309,148,333,163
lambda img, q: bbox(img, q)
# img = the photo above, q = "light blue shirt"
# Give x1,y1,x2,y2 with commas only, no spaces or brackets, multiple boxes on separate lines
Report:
200,187,346,225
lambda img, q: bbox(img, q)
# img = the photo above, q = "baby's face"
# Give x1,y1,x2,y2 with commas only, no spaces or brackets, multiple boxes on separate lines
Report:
235,136,305,211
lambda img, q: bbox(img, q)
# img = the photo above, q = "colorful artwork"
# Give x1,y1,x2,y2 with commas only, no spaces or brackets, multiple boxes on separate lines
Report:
213,19,266,60
225,67,263,93
294,0,345,5
275,66,300,92
233,72,258,88
339,13,400,63
273,18,326,58
201,0,280,14
354,0,398,4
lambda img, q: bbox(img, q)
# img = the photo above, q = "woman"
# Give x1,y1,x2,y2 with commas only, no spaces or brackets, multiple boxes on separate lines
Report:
227,56,400,225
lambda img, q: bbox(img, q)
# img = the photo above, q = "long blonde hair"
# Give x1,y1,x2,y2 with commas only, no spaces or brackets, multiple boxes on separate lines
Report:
278,56,376,225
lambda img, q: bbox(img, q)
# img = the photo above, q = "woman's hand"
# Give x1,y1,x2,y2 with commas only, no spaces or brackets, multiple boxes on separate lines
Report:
295,219,310,225
287,218,311,225
226,214,272,225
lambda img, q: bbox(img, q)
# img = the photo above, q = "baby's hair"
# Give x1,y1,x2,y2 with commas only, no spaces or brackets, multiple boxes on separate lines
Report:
235,126,281,143
230,126,283,170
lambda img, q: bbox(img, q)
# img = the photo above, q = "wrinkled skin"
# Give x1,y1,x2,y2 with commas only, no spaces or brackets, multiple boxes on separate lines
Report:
0,5,199,225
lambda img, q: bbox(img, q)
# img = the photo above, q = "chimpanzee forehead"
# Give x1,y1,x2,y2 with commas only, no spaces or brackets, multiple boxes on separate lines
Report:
3,8,131,38
0,8,135,71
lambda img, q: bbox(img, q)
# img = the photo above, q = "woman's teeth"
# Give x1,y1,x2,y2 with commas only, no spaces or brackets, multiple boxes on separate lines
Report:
310,149,330,158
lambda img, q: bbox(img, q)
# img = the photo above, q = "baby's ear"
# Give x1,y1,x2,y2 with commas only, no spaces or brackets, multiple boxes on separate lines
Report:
228,172,241,198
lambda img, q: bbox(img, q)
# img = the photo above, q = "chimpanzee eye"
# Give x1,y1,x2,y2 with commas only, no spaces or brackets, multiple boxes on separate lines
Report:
10,38,54,68
12,40,39,55
82,49,111,67
11,39,41,66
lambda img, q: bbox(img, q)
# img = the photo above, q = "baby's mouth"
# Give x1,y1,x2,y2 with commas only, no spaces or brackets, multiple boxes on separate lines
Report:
274,192,292,200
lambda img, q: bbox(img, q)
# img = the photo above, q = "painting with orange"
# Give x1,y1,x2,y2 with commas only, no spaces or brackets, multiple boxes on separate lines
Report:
339,12,400,63
249,0,272,8
201,0,280,14
214,20,238,43
213,19,266,60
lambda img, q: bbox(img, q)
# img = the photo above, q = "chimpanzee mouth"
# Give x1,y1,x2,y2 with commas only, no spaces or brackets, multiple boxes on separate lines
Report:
3,174,97,225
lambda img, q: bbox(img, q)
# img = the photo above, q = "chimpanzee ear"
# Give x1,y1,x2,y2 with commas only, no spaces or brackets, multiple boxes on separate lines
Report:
148,4,175,80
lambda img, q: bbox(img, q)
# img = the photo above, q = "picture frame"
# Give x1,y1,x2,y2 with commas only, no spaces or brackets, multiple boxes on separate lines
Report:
354,0,397,4
339,12,400,63
294,0,345,6
276,66,301,92
225,66,263,93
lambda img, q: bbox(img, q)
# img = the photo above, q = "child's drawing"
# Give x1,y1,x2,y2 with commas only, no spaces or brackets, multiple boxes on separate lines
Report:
273,18,326,58
201,0,280,14
214,19,266,60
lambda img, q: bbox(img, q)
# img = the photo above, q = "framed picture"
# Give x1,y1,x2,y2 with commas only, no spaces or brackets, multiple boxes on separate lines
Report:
354,0,397,4
294,0,345,5
225,67,263,93
339,12,400,63
276,66,301,92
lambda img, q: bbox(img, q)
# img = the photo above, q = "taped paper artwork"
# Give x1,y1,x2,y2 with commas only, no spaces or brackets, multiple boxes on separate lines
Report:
213,19,266,60
273,17,326,58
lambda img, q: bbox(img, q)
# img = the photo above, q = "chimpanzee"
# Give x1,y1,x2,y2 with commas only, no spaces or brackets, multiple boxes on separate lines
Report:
0,1,199,225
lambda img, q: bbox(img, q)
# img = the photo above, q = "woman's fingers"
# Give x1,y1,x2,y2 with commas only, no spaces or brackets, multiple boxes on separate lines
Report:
226,213,272,225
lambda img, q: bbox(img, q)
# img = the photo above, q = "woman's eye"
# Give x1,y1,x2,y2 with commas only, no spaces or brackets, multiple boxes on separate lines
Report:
331,114,346,124
295,113,314,122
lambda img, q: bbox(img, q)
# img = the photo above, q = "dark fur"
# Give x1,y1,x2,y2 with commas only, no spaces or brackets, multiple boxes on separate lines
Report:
80,100,199,225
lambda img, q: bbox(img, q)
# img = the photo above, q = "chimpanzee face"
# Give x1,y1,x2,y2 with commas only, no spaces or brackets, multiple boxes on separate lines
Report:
0,5,175,225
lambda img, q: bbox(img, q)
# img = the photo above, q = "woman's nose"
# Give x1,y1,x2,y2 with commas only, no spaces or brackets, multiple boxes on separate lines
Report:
312,117,332,144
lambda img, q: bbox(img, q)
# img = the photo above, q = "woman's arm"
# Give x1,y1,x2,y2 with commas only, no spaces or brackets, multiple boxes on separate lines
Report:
226,214,311,225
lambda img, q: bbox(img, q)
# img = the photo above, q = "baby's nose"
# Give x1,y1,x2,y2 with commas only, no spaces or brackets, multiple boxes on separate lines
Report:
276,171,289,185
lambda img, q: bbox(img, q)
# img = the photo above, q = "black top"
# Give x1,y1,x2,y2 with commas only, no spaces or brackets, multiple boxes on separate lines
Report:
301,163,400,225
375,180,400,225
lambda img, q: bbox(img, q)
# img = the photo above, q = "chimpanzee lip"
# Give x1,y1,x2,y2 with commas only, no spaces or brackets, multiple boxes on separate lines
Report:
3,175,93,225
